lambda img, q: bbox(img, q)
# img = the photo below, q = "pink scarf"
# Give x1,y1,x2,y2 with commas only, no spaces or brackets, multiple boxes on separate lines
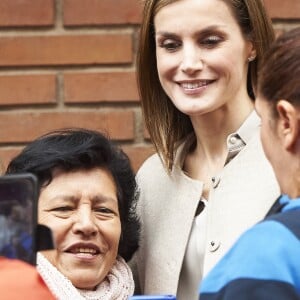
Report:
37,253,134,300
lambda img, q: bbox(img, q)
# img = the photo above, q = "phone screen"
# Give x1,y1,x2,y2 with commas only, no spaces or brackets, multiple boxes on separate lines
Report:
0,173,38,265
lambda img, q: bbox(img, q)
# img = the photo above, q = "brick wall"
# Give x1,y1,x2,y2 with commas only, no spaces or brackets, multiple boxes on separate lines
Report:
0,0,299,173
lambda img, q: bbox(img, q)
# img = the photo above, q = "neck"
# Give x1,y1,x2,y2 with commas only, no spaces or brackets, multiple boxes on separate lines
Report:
290,170,300,199
190,102,253,160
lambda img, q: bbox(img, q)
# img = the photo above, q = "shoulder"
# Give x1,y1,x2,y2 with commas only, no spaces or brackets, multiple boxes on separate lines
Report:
0,258,54,299
135,153,169,210
136,138,188,182
217,217,300,274
200,215,300,297
136,152,165,178
136,152,167,187
135,146,202,211
267,209,300,240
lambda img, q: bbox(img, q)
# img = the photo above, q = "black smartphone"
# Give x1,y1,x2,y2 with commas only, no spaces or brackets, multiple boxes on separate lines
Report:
0,173,38,265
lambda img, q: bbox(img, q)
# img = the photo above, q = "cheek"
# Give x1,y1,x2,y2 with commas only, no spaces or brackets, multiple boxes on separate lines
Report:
156,52,176,75
38,209,52,231
38,213,68,247
38,211,59,231
104,220,121,251
260,125,270,155
260,122,278,165
156,59,167,80
211,48,247,78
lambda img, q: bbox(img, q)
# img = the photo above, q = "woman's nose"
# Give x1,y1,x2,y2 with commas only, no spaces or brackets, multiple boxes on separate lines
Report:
180,45,203,74
72,207,97,237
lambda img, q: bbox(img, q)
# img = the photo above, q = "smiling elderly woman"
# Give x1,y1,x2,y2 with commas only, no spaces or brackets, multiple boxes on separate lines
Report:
6,128,140,300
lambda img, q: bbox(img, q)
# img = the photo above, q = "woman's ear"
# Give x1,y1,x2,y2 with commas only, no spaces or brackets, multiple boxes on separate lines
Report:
247,43,256,62
276,100,300,152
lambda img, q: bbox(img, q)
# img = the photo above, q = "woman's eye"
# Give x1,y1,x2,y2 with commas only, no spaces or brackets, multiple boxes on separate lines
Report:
53,206,73,212
94,207,114,214
158,39,181,52
201,35,222,47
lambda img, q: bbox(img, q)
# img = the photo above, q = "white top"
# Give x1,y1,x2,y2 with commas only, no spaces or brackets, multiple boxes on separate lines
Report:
177,199,208,300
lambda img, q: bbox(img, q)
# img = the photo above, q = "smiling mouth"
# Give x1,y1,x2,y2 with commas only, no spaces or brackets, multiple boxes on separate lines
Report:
66,243,101,257
68,247,99,255
179,80,214,90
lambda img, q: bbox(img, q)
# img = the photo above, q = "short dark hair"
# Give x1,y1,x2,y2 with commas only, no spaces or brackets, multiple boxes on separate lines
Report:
258,27,300,115
6,128,140,261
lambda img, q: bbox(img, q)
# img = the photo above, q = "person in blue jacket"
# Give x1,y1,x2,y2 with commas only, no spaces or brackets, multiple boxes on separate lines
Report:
199,26,300,299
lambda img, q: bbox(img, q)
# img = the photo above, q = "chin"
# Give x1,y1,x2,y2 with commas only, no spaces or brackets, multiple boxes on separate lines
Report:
71,272,106,290
73,279,100,291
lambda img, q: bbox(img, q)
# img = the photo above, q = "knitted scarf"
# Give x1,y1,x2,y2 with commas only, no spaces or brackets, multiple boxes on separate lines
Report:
37,253,134,300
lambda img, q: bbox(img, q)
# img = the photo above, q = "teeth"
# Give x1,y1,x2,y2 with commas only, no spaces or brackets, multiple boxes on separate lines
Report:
181,81,208,89
73,247,97,254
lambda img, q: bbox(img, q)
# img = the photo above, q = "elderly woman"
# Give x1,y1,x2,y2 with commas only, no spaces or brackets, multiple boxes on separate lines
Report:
6,128,140,299
200,27,300,299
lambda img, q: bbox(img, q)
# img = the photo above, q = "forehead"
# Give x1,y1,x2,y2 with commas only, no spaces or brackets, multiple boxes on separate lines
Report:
41,168,118,199
154,0,237,31
154,0,234,14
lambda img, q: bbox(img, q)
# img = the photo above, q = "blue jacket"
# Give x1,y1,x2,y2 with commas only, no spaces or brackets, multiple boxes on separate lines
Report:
199,195,300,299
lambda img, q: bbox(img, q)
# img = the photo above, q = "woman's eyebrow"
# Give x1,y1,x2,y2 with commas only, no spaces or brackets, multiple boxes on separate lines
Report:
156,25,223,39
155,31,179,38
47,194,77,203
92,195,118,204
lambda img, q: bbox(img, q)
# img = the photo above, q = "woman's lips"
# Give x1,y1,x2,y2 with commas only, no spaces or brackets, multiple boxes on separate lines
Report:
65,243,101,257
69,247,98,255
177,79,215,95
180,80,212,89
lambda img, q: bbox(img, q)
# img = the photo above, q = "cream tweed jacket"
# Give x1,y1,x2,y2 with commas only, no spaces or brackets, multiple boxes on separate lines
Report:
131,128,280,295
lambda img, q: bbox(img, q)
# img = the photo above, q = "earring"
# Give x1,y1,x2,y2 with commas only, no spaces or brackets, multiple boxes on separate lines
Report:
248,55,256,62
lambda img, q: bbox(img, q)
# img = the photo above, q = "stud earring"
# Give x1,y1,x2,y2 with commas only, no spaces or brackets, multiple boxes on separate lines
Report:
248,55,256,62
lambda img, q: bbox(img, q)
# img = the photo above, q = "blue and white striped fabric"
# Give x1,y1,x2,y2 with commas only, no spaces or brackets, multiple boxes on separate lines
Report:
199,195,300,299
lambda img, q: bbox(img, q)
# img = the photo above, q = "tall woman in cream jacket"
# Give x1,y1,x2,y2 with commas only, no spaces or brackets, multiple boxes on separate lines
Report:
131,0,280,299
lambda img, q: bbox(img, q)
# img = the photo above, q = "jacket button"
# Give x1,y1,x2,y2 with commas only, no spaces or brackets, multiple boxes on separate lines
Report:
211,176,220,188
209,240,221,252
229,135,238,145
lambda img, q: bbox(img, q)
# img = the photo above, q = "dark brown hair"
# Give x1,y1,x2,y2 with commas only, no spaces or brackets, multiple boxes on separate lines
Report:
258,27,300,115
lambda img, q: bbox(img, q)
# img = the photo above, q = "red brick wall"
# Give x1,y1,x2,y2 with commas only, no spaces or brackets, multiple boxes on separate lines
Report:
0,0,299,173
